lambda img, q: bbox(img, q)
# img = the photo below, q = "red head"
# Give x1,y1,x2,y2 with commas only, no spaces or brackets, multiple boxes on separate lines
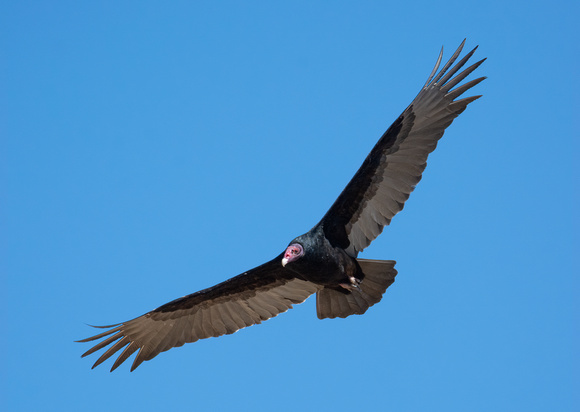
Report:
281,243,304,267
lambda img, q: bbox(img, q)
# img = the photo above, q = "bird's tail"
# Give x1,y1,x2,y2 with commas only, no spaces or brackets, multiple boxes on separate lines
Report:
316,259,397,319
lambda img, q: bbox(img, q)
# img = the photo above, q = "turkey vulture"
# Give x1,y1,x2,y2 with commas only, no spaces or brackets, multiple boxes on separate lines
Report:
79,40,485,372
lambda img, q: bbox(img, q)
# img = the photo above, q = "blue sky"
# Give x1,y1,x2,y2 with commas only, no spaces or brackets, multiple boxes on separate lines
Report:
2,1,578,411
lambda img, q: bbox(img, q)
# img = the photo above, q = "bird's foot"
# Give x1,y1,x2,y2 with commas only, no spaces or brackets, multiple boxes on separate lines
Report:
339,276,361,291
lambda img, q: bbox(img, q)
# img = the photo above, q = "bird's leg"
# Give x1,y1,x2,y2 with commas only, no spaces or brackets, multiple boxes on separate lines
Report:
339,276,361,291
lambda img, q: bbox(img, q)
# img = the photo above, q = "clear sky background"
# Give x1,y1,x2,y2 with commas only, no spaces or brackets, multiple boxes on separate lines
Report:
2,1,578,411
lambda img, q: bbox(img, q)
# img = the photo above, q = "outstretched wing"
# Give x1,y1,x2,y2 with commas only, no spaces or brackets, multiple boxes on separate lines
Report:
78,256,319,372
320,40,486,255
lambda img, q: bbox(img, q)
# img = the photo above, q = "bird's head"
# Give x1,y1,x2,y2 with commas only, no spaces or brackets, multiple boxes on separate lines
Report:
281,243,304,267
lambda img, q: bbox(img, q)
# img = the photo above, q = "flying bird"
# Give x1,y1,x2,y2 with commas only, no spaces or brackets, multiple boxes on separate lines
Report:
79,40,486,372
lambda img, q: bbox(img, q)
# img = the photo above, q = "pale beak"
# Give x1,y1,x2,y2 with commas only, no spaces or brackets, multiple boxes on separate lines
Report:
281,257,289,267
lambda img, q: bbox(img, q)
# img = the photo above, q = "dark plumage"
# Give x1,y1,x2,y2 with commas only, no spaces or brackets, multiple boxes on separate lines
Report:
78,40,486,372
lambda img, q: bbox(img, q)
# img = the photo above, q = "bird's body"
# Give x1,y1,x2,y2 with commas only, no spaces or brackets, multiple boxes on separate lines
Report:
287,225,359,286
79,40,486,372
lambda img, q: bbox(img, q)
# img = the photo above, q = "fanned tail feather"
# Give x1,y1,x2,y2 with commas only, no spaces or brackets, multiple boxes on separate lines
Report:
316,259,397,319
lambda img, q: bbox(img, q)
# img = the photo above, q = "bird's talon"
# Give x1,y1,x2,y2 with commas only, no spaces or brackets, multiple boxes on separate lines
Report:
340,277,362,291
